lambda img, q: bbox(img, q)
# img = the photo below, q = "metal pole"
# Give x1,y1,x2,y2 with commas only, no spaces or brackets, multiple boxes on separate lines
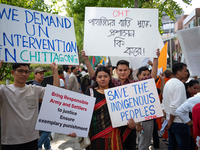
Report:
169,21,172,69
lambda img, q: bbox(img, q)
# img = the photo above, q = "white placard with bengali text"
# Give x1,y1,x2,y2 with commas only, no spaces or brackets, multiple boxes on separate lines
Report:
84,7,158,57
104,78,163,128
0,4,79,65
35,85,96,137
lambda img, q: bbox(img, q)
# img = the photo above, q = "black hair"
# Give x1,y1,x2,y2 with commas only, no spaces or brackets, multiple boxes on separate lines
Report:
58,70,63,75
187,69,190,79
71,66,76,72
137,66,149,77
116,60,129,68
64,65,70,72
89,66,115,89
172,62,187,75
164,70,173,78
12,63,30,70
81,67,86,71
185,79,199,89
106,65,112,69
129,68,133,78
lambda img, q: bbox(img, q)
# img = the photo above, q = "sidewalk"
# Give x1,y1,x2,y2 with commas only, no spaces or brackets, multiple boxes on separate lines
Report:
51,133,83,150
50,133,168,150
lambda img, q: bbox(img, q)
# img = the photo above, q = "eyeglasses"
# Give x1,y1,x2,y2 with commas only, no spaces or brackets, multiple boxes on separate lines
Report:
15,69,31,74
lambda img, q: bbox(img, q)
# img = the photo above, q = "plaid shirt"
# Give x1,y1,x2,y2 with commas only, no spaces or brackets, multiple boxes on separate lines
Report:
111,75,152,86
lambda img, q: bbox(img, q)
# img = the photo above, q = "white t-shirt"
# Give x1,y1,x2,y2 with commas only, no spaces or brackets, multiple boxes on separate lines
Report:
0,84,45,144
162,78,187,123
60,78,65,88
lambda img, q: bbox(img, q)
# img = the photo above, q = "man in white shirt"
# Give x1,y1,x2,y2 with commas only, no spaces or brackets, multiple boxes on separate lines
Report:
81,67,87,76
0,61,60,150
162,62,190,150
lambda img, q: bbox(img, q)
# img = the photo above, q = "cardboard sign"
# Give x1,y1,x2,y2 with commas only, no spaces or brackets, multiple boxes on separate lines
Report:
104,78,163,128
35,85,96,137
0,4,79,65
177,26,200,76
84,7,158,57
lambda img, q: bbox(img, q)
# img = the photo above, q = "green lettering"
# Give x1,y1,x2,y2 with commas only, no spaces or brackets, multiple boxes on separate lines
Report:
41,52,48,62
30,51,37,61
53,53,59,62
20,50,28,62
37,52,40,62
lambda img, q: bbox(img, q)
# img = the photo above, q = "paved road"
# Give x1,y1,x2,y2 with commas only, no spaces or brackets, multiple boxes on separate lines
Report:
50,133,168,150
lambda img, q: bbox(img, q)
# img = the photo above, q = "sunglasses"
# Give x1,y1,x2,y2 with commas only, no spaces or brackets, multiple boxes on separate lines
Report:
15,69,31,74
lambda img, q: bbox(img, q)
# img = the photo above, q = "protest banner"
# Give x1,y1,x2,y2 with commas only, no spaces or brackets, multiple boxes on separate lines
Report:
177,26,200,76
35,85,96,137
84,7,158,57
104,78,163,128
0,4,79,65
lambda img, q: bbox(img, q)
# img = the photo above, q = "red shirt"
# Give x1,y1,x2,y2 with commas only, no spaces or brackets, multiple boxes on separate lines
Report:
192,103,200,136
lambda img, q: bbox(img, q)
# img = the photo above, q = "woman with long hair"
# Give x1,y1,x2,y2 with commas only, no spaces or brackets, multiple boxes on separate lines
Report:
185,80,200,98
85,66,135,150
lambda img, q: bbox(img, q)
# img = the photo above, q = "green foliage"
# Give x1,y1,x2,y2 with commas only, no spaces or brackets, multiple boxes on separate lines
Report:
30,64,52,71
0,0,52,13
0,63,13,80
27,71,52,81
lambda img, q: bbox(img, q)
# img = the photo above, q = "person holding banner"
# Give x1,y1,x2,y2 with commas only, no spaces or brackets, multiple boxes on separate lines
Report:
82,49,159,150
85,66,135,150
0,60,76,150
136,66,157,150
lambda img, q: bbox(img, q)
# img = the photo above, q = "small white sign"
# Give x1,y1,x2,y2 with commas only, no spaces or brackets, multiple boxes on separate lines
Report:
35,85,96,137
0,4,79,65
157,67,163,76
104,78,163,128
84,7,158,57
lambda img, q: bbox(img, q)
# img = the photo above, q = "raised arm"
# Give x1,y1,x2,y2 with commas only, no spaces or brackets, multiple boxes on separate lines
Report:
81,50,95,78
0,60,3,69
159,73,165,95
151,49,160,80
50,62,60,87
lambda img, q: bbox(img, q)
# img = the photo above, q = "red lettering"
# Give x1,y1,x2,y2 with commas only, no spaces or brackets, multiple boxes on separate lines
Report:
113,10,129,17
124,10,130,17
51,92,55,96
113,10,118,17
145,115,157,121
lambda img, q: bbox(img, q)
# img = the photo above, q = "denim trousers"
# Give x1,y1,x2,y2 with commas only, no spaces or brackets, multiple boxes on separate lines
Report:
38,131,51,149
168,122,190,150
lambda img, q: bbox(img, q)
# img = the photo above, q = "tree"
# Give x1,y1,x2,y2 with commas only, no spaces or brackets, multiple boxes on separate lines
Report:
65,0,191,62
0,0,58,81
